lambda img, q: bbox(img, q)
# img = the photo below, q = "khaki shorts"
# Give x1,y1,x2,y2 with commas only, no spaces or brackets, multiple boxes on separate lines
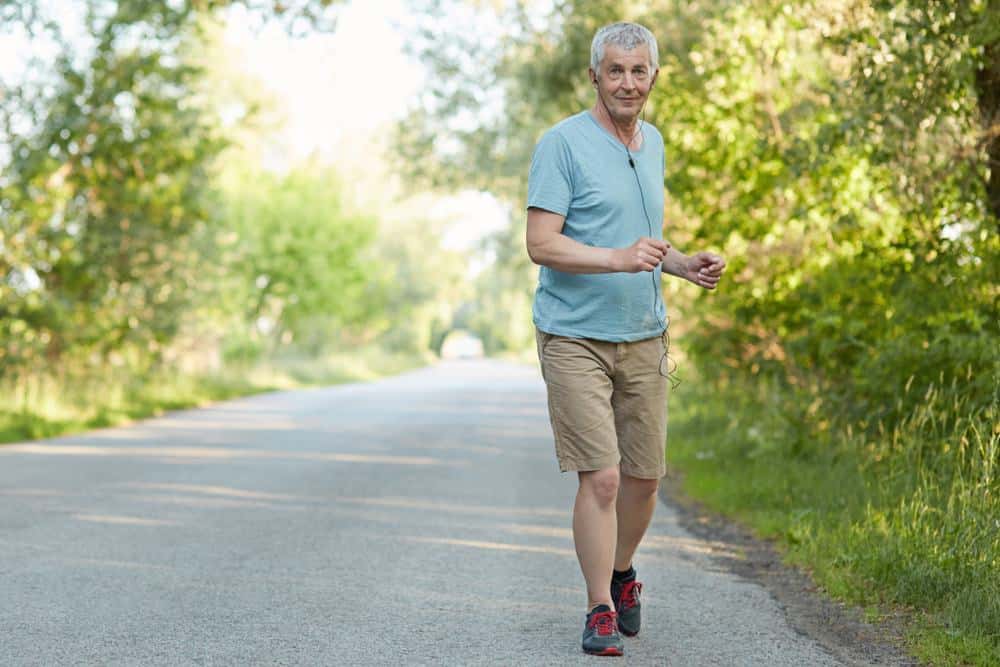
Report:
535,329,668,479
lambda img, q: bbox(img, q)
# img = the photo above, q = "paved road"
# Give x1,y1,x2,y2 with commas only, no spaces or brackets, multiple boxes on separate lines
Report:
0,361,841,665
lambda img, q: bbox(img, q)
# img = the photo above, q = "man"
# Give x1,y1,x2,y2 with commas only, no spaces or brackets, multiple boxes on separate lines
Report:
525,22,726,657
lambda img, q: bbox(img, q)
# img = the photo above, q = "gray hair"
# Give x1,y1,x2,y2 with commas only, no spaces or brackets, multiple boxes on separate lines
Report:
590,22,658,72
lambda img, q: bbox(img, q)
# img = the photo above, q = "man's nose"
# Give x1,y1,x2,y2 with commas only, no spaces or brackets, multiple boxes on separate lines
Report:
621,73,638,90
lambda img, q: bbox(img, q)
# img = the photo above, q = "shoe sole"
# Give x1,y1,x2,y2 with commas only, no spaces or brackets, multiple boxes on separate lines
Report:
583,647,624,656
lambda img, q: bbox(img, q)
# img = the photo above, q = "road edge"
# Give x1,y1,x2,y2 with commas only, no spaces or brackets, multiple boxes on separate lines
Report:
657,468,921,667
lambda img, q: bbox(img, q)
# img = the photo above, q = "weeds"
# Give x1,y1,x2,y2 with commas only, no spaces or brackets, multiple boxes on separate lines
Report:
668,374,1000,666
0,348,430,445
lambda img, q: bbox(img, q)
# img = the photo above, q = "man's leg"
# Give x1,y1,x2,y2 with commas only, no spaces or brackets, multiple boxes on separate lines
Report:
608,335,669,637
613,473,659,571
574,466,620,610
612,335,669,570
536,331,626,653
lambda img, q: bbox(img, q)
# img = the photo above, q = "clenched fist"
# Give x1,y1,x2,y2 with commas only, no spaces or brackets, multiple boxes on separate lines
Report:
614,237,671,273
684,252,726,289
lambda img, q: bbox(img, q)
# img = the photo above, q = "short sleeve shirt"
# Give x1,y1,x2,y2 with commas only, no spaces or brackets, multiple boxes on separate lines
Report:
527,110,667,342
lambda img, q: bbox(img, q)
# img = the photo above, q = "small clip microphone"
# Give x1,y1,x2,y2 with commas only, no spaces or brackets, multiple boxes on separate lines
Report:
628,156,635,168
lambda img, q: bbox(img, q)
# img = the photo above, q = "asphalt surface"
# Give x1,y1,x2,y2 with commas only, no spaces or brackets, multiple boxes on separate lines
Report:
0,360,842,665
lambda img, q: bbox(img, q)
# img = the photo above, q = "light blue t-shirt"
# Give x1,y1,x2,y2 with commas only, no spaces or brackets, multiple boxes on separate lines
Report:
527,110,667,342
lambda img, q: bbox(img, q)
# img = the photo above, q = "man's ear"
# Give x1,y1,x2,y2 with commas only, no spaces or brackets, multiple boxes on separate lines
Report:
588,67,598,86
650,68,659,88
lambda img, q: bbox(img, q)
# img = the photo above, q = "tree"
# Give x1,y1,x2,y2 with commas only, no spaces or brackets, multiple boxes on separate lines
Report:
216,164,376,355
0,0,342,380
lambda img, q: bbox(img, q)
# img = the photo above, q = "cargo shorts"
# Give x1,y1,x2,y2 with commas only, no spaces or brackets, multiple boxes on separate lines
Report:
535,328,668,480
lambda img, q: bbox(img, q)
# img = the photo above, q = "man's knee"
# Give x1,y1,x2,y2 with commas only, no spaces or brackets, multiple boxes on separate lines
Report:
580,467,620,505
621,473,659,498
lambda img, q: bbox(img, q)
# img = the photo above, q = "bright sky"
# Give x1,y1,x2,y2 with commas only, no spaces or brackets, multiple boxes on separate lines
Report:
220,0,509,252
222,0,422,163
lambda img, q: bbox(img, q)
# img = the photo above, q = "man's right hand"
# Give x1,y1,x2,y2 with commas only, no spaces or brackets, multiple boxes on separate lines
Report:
614,237,671,273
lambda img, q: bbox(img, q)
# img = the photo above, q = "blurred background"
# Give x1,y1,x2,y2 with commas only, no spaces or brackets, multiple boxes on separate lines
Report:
1,1,997,663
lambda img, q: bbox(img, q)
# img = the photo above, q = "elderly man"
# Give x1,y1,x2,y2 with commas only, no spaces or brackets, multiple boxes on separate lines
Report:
525,22,726,656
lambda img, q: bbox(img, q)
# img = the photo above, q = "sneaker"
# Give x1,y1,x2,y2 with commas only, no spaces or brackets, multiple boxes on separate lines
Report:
581,604,624,656
611,578,642,637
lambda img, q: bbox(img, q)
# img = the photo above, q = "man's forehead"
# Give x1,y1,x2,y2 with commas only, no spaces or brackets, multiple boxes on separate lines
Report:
599,43,653,67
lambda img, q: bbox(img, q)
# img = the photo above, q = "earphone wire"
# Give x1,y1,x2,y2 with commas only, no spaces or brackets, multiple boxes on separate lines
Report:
596,89,680,388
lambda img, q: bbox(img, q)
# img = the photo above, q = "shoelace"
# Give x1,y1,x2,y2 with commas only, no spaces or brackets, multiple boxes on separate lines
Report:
588,610,617,636
617,581,642,611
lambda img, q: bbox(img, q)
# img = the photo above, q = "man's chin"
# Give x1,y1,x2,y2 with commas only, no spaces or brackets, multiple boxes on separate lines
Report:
612,107,640,122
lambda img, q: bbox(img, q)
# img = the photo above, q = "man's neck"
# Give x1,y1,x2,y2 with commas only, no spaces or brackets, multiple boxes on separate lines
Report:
590,104,641,147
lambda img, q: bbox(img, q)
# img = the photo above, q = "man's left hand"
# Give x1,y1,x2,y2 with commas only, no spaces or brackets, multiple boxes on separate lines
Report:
684,252,726,290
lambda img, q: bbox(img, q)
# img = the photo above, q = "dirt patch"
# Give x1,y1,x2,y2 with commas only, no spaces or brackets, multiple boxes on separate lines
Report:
659,469,920,667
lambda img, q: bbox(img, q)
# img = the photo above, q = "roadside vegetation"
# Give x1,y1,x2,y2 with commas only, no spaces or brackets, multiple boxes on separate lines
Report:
1,1,464,446
669,373,998,665
0,347,430,445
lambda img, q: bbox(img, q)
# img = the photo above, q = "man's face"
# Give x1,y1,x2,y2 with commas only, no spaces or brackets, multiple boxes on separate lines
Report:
591,43,658,123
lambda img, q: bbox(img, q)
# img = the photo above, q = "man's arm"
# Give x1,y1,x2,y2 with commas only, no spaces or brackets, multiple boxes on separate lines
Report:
525,207,670,274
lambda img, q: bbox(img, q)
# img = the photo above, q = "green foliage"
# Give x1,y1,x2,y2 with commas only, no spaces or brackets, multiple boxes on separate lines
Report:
1,1,226,377
830,0,1000,219
217,164,375,352
0,0,367,386
359,211,471,355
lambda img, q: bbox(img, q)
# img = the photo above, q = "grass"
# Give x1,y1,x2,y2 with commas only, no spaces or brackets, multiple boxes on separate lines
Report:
0,347,431,446
667,374,999,666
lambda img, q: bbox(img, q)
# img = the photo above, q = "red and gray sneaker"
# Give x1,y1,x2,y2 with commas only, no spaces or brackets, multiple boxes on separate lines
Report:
611,578,643,636
581,604,624,656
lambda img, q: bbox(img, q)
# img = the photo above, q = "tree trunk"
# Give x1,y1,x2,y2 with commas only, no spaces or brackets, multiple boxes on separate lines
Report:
975,41,1000,224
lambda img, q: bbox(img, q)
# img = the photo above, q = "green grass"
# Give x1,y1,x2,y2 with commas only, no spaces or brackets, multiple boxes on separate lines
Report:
667,376,999,666
0,347,431,446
